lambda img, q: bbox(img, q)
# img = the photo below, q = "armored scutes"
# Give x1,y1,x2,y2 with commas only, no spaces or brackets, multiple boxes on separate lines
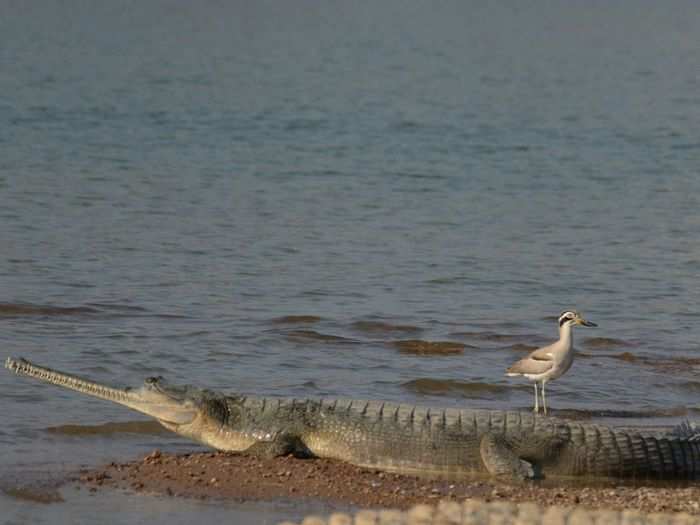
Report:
6,356,700,480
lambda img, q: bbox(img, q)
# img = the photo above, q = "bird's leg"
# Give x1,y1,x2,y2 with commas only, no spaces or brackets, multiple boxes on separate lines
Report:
533,382,539,413
541,381,547,415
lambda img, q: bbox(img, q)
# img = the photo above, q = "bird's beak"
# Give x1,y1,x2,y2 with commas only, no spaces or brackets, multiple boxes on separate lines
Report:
578,318,597,327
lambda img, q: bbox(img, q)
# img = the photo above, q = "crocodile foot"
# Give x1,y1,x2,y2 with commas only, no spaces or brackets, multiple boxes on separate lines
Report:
479,433,535,480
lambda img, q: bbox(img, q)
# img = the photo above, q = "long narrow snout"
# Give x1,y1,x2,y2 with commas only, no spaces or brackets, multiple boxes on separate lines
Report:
5,357,197,425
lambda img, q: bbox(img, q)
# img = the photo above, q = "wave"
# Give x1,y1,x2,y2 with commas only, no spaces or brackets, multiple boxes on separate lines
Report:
45,420,168,436
551,407,691,420
270,315,323,324
593,353,700,371
502,344,538,352
403,378,525,399
0,302,98,317
650,356,700,373
2,486,63,504
677,381,700,394
663,356,700,366
582,337,635,349
283,330,356,344
450,331,536,343
351,320,422,334
392,340,466,356
602,351,640,363
85,303,147,312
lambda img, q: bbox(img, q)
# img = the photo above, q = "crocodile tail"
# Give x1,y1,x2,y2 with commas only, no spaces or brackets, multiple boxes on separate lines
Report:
670,420,700,442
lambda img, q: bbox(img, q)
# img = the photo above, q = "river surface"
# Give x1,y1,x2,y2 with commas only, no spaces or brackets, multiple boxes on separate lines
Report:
2,1,700,523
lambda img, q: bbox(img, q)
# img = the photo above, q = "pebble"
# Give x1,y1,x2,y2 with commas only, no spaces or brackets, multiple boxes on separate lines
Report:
145,450,162,461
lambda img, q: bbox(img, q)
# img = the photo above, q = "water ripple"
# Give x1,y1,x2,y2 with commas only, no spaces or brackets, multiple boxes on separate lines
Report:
0,302,98,317
391,340,467,356
450,331,538,344
582,337,636,349
351,320,423,334
502,344,538,353
403,378,527,399
552,407,691,420
269,315,323,324
45,421,168,437
282,330,358,344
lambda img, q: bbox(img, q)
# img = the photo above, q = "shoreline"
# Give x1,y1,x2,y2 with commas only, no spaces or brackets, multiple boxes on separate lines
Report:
79,451,700,515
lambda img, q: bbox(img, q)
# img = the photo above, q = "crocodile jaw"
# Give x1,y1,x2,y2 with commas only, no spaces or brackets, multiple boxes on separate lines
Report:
5,356,197,425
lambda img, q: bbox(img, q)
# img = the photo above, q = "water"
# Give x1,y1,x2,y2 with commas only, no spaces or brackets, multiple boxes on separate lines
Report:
0,487,335,525
2,0,700,522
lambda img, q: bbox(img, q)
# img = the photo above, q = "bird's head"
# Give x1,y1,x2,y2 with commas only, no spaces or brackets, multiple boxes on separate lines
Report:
558,310,597,328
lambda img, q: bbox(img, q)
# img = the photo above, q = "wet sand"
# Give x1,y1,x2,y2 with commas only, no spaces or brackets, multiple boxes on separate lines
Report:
80,451,700,515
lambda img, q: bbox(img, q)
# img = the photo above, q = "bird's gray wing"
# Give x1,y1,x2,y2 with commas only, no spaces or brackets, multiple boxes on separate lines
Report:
529,346,556,360
506,350,554,375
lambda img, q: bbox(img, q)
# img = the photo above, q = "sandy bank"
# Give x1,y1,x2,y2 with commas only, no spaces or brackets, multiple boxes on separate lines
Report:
79,451,700,515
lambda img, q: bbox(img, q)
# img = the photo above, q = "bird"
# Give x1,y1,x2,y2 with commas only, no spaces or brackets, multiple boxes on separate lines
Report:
505,310,596,415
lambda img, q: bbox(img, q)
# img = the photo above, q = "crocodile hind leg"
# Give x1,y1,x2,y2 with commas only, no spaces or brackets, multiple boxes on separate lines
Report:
244,433,313,460
480,433,535,480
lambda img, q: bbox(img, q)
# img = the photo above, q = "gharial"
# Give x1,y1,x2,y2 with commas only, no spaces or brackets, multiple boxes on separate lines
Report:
506,310,596,414
5,356,700,481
